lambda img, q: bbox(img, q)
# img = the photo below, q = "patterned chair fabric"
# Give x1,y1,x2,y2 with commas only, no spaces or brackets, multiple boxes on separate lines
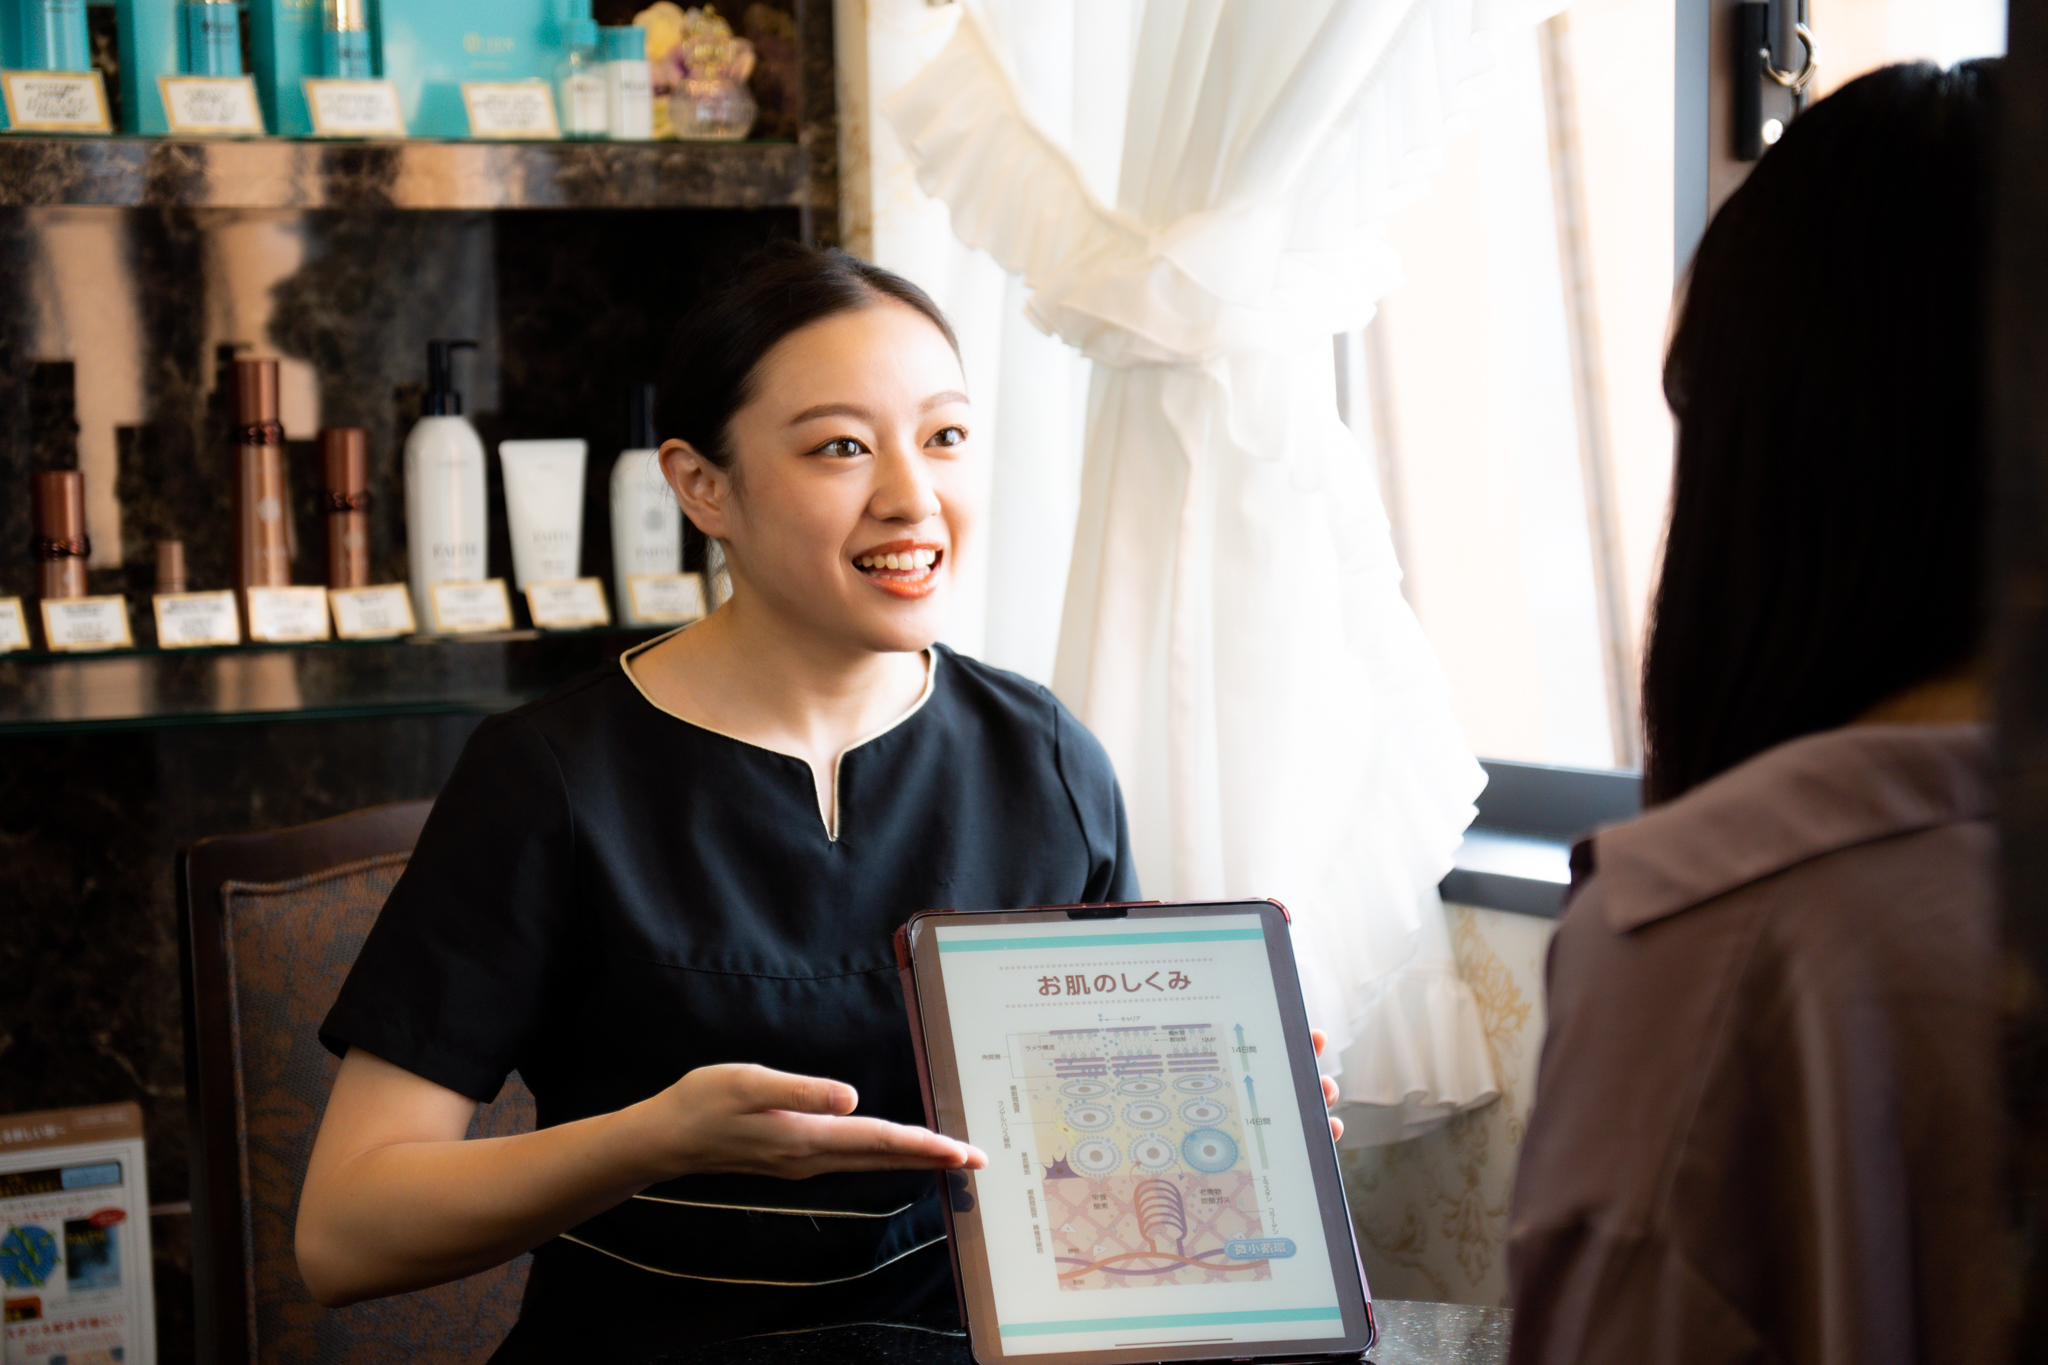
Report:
218,852,534,1364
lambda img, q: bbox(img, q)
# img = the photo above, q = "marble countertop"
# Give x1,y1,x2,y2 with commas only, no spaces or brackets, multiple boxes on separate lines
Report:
645,1300,1510,1364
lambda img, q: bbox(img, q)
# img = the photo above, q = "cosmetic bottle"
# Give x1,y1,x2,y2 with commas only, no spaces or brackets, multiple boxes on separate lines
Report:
184,0,242,75
156,540,188,594
556,0,606,139
232,358,292,601
321,0,372,78
500,440,588,591
611,384,682,623
33,470,89,600
24,0,91,71
402,340,487,631
322,427,371,589
602,25,652,140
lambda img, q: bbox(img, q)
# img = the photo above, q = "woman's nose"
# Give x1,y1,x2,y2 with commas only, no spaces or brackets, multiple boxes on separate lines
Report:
870,443,942,524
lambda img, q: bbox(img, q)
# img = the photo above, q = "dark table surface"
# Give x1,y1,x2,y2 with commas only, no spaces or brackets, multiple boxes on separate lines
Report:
645,1300,1511,1364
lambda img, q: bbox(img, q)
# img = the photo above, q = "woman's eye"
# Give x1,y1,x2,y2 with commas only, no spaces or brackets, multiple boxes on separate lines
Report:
816,437,868,458
927,425,967,449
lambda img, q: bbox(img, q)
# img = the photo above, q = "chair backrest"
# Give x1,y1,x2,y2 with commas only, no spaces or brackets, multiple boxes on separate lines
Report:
179,801,535,1365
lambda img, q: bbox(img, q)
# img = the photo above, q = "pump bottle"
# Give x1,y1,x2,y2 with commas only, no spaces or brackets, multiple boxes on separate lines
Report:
403,340,486,632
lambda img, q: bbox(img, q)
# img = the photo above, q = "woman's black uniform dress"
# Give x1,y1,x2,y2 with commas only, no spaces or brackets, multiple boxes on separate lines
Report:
320,641,1137,1363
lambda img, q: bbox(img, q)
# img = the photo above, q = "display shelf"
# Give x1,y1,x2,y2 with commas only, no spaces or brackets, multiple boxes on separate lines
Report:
0,626,663,733
0,135,817,210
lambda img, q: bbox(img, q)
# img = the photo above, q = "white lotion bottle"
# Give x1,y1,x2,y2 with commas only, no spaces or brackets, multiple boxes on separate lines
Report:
403,339,487,632
602,25,653,140
611,384,682,624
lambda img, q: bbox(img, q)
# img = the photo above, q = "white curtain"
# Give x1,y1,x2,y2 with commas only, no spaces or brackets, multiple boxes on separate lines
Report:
879,0,1561,1143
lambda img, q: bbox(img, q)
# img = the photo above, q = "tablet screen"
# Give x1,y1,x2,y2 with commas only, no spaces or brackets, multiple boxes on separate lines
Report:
921,909,1359,1360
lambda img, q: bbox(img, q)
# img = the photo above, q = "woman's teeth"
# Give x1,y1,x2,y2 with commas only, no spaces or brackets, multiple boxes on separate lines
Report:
856,548,938,572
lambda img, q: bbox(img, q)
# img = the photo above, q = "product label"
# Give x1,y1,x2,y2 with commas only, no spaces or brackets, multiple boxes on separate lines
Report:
429,579,515,634
40,597,132,653
303,78,406,137
526,578,611,630
0,71,112,132
152,590,241,648
0,597,28,652
159,76,266,136
627,572,707,625
245,586,332,643
461,82,559,138
329,584,417,640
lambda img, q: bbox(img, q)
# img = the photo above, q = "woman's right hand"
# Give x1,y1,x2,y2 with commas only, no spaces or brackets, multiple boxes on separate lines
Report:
622,1062,987,1182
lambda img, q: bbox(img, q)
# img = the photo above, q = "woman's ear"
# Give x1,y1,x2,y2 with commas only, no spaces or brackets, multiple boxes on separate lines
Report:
660,438,733,542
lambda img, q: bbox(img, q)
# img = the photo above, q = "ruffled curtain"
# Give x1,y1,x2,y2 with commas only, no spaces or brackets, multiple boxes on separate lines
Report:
885,0,1559,1143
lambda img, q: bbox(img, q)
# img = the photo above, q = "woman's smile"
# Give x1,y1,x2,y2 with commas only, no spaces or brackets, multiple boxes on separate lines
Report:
853,539,945,598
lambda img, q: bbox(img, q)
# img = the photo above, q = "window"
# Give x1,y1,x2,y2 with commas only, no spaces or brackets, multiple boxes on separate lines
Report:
1339,0,2006,773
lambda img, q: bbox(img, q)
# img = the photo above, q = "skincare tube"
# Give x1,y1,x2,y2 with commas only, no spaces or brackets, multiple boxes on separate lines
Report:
185,0,242,75
231,359,292,597
322,427,371,589
26,0,91,71
323,0,371,79
499,439,589,590
156,539,188,594
33,470,89,600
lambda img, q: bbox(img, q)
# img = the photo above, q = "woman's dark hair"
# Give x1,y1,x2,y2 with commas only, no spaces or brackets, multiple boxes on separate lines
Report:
1642,58,1999,805
653,239,959,473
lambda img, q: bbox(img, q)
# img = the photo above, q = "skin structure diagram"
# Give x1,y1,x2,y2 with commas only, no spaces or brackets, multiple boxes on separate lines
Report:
1020,1023,1281,1292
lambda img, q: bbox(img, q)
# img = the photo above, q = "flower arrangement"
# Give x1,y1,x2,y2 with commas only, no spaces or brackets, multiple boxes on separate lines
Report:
636,3,758,140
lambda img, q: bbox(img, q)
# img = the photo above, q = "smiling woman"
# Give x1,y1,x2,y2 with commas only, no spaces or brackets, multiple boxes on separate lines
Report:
292,243,1155,1362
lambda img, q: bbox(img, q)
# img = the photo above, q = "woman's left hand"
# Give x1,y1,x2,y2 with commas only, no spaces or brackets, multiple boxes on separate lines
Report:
1311,1030,1344,1144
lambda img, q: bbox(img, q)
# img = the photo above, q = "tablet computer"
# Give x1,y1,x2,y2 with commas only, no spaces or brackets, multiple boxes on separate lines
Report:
894,899,1376,1364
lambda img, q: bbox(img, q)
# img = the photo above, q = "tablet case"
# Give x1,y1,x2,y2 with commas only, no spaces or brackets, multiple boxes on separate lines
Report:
892,901,1377,1363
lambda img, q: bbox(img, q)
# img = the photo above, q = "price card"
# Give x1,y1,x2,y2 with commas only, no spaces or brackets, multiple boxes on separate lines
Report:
1,71,112,132
461,82,559,139
304,78,406,138
40,596,133,653
329,584,417,640
429,579,515,635
158,75,266,136
0,597,28,652
526,578,611,629
153,590,242,648
245,585,332,643
627,572,708,625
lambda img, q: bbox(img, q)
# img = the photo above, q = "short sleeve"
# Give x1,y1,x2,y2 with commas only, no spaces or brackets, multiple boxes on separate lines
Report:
1049,695,1141,904
320,713,577,1102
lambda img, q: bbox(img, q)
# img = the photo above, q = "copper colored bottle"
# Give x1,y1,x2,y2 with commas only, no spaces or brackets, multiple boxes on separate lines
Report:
321,428,371,589
33,470,88,600
232,359,291,597
156,540,189,595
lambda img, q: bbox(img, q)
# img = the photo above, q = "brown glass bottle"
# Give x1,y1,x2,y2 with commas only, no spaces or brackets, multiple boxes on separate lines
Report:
33,470,89,600
232,359,291,599
322,428,371,589
155,539,189,594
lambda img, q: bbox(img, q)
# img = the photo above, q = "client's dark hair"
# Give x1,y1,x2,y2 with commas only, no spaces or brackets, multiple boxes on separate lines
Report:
653,239,959,472
1642,58,1999,806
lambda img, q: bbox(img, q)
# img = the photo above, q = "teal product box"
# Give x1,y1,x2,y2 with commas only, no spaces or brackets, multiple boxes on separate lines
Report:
115,0,183,132
0,0,93,131
0,3,12,131
379,0,561,137
250,0,325,136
